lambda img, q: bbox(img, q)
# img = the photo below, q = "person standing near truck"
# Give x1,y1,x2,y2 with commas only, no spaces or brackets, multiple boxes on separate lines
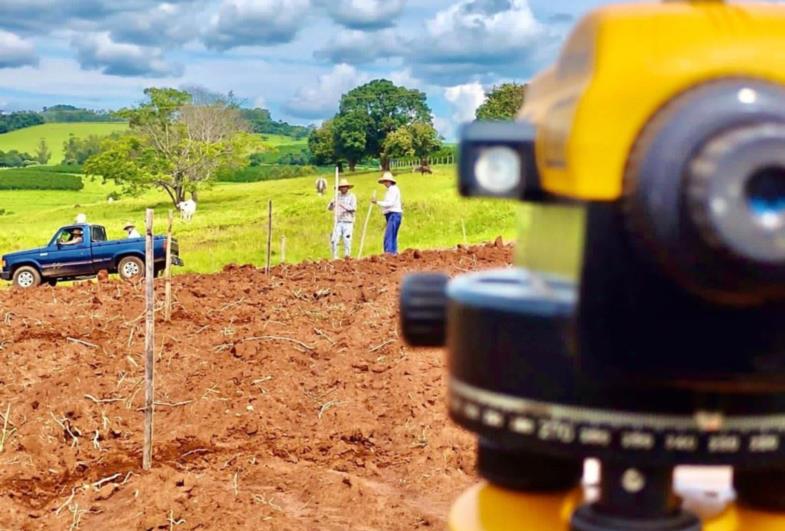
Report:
123,223,141,238
372,171,403,255
328,178,357,259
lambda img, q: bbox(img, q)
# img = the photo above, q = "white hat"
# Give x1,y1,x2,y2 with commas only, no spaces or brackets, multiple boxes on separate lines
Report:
378,171,397,184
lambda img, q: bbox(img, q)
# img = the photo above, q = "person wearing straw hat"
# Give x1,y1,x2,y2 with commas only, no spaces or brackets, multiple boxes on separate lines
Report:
372,171,403,255
123,222,141,238
328,178,357,259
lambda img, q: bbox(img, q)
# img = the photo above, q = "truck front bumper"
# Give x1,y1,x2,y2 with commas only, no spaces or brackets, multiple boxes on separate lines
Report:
171,256,184,267
1,271,11,281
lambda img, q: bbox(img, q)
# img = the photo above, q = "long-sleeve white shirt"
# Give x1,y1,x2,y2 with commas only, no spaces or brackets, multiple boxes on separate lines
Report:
376,185,402,214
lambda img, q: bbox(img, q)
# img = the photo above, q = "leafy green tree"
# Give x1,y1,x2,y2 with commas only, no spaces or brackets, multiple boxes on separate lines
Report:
332,112,367,172
382,126,414,161
475,83,528,120
35,139,51,165
382,122,441,173
335,79,431,170
85,87,252,206
409,122,442,167
308,119,341,168
63,134,104,165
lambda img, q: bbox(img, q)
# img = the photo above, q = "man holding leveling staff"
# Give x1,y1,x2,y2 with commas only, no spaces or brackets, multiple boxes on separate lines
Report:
372,171,403,255
328,178,357,259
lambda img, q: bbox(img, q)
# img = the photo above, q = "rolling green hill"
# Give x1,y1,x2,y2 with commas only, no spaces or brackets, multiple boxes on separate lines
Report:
0,122,129,164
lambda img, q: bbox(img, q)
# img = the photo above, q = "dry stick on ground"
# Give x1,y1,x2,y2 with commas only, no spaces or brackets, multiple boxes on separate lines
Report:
67,337,98,349
84,394,124,404
369,339,395,353
0,404,15,453
165,209,173,322
243,335,315,351
461,218,468,246
143,208,155,471
280,235,286,264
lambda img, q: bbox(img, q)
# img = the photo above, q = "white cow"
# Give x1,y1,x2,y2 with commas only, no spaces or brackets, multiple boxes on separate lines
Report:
315,177,327,196
75,213,87,224
177,199,197,221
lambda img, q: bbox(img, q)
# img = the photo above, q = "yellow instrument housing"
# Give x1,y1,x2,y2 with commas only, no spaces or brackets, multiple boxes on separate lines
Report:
520,1,785,201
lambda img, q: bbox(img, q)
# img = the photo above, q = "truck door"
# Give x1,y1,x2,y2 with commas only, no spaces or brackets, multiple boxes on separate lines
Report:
89,225,114,272
45,226,93,278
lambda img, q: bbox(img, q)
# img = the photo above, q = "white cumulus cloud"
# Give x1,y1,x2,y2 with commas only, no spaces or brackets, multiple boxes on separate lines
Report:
0,30,38,68
72,32,182,77
441,82,486,137
204,0,311,50
318,0,406,29
284,63,369,119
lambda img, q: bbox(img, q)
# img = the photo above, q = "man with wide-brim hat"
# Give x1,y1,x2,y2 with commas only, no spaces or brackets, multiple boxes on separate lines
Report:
328,177,357,259
372,171,403,255
123,222,141,238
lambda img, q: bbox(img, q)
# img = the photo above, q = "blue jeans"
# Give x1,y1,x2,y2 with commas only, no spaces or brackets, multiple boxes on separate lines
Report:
384,212,402,254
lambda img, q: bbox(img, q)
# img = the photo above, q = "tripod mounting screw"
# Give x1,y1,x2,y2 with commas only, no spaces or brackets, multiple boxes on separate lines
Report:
621,468,646,493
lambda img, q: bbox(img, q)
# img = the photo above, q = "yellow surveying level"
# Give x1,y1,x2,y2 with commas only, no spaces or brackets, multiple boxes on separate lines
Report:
400,0,785,529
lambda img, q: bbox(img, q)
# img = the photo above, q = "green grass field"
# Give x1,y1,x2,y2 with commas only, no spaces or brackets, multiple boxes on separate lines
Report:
0,166,520,275
257,134,306,147
0,122,129,163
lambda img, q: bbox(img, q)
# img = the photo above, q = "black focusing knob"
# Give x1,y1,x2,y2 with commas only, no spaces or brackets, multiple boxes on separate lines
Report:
400,273,449,347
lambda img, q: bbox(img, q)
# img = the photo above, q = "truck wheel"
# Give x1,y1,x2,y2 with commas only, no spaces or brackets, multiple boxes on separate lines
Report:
12,266,41,289
118,256,144,281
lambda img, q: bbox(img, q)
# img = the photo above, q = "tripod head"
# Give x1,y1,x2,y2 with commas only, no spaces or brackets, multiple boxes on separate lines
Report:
401,1,785,529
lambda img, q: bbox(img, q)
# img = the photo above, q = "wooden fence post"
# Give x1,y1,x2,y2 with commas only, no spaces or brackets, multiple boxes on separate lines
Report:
266,200,272,275
164,209,173,322
143,208,155,470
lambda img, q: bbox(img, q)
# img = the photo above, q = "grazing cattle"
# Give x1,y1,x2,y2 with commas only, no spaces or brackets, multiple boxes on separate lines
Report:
75,213,87,224
315,177,327,195
177,199,197,221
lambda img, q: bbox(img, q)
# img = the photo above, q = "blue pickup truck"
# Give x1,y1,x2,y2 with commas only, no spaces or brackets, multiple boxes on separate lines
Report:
1,224,183,288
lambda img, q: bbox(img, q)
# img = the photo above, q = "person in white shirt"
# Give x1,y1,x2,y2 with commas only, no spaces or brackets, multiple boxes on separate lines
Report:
328,178,357,258
372,171,403,255
124,223,141,238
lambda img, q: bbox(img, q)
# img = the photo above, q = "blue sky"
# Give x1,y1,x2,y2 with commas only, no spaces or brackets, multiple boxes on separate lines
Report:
0,0,618,137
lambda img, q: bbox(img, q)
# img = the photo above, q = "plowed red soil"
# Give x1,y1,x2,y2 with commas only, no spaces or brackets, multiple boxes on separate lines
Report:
0,244,511,530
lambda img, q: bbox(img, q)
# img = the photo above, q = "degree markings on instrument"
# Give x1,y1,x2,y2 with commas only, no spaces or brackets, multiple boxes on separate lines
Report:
449,397,462,413
749,434,779,453
621,431,655,450
482,409,504,428
708,435,740,453
579,427,611,446
450,379,785,432
665,434,698,452
511,416,535,434
464,403,480,420
538,420,575,444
